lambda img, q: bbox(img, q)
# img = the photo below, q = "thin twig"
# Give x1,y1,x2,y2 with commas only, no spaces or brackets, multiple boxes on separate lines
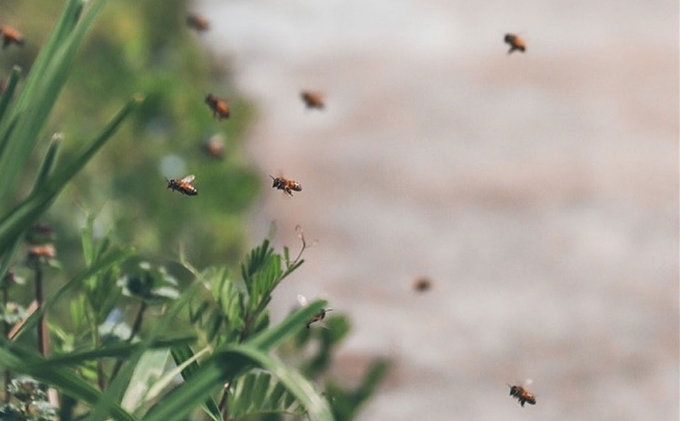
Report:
218,381,231,420
109,301,147,381
2,283,10,403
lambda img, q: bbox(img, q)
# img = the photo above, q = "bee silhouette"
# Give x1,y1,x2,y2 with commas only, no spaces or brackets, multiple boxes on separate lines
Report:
508,383,536,407
205,94,230,120
186,14,210,32
300,91,325,110
504,33,526,54
298,295,333,328
166,175,198,196
1,26,24,49
270,175,302,196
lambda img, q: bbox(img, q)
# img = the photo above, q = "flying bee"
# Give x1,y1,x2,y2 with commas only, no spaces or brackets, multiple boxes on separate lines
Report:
298,295,333,329
186,14,210,32
165,175,198,196
0,26,24,49
203,134,225,159
270,175,302,196
508,382,536,407
205,94,230,120
300,90,325,110
504,33,526,54
413,277,433,293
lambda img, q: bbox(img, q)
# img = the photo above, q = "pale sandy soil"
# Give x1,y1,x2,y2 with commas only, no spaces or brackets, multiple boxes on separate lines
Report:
198,0,678,419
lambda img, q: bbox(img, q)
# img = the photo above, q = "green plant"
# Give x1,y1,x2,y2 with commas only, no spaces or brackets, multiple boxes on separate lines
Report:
0,1,387,420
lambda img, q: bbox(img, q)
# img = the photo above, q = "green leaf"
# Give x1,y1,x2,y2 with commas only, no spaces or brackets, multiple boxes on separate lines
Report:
248,299,327,351
39,336,196,366
0,95,142,256
121,349,170,412
12,247,132,340
0,338,138,421
0,66,21,127
87,282,200,421
170,345,221,421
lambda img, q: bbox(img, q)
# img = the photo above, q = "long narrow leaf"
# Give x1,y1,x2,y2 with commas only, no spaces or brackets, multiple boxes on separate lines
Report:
12,247,132,340
39,336,196,366
87,282,200,421
0,66,21,126
170,345,222,421
248,299,327,351
0,339,138,421
0,95,142,255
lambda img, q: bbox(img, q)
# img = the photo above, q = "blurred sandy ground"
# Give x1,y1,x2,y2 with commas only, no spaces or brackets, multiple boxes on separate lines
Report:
197,0,678,419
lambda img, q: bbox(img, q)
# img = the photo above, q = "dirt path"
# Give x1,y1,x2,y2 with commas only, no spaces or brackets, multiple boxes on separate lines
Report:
198,1,678,419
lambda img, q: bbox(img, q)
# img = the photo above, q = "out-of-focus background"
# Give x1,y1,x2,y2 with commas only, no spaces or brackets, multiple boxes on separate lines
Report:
0,0,676,419
195,0,679,420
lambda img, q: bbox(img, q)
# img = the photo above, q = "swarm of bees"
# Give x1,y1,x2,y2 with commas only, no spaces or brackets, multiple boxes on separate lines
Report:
504,33,526,54
0,26,24,49
508,383,536,407
186,14,210,32
300,90,325,110
166,175,198,196
205,94,230,120
270,175,302,196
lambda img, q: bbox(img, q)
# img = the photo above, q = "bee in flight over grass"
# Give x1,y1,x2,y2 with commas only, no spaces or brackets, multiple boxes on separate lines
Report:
270,175,302,196
504,33,526,54
166,175,198,196
0,26,24,49
186,14,210,32
297,295,332,329
205,94,230,120
300,90,325,110
508,381,536,407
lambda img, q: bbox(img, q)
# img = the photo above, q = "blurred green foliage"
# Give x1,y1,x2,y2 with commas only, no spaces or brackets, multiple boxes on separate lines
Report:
0,0,260,269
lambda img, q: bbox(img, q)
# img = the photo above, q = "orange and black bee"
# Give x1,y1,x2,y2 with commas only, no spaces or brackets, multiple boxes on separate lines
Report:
300,91,325,110
0,26,24,49
270,175,302,196
504,33,526,54
205,94,230,120
413,277,432,293
508,384,536,407
28,244,56,260
186,14,210,32
203,134,225,159
306,308,332,328
166,175,198,196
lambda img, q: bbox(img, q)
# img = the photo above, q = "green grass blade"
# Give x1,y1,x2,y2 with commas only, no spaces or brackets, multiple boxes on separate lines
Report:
33,133,62,189
0,339,138,421
248,299,327,351
121,349,170,412
12,247,132,340
39,336,196,366
232,346,334,421
87,282,201,421
0,95,141,256
0,0,108,205
170,345,222,421
0,66,21,125
142,352,252,421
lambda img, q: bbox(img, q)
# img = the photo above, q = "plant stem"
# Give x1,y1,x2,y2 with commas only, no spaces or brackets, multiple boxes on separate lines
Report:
109,301,147,381
2,283,10,403
218,381,231,420
35,264,49,356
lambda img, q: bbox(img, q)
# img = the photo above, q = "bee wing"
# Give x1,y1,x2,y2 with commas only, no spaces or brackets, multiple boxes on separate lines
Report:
297,294,309,306
181,175,196,184
524,379,533,386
